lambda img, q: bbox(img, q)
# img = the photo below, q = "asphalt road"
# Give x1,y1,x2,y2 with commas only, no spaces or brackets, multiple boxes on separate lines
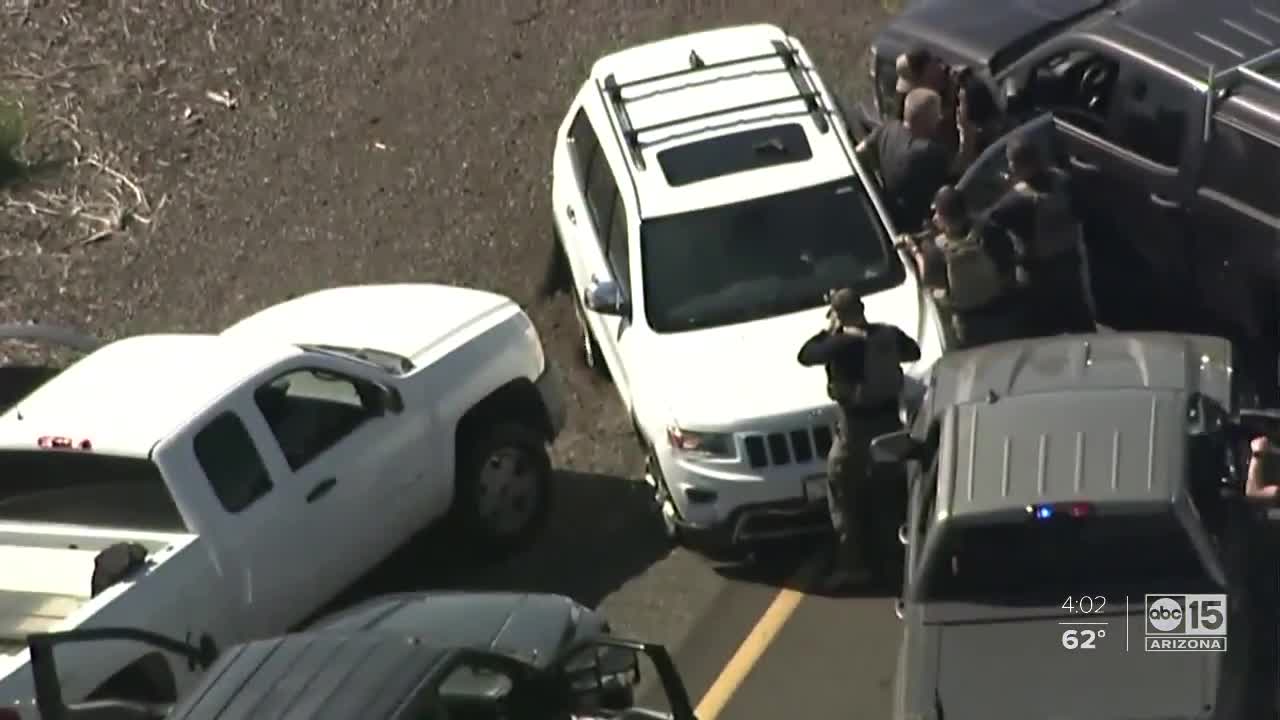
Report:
4,1,903,717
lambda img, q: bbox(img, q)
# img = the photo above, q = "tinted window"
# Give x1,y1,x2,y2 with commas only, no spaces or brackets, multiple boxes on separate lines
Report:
607,192,630,292
255,369,376,470
920,512,1217,602
567,108,599,182
585,149,618,237
194,412,272,513
1027,50,1118,136
1113,72,1187,167
639,178,898,333
0,450,186,531
1202,121,1280,215
656,124,813,186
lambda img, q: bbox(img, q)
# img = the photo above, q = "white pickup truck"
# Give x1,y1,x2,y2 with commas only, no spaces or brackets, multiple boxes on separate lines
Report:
0,283,566,717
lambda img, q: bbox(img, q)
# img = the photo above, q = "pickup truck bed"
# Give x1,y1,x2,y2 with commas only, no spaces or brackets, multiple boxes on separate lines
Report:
0,525,192,658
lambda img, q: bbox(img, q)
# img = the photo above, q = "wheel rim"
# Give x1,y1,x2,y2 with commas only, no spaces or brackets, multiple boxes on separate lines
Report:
475,447,541,537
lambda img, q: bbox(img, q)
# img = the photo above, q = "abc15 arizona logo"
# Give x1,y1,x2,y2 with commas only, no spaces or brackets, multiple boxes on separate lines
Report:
1144,594,1228,652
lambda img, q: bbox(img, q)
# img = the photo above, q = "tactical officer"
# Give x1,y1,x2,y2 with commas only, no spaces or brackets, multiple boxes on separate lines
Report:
985,136,1095,335
903,186,1030,348
856,88,953,233
797,289,920,588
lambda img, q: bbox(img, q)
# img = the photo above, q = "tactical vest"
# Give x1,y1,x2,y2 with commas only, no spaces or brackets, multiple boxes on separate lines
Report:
942,229,1005,311
1012,176,1082,260
827,325,905,409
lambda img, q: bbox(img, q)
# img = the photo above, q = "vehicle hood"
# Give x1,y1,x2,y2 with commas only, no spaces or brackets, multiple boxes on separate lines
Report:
636,275,940,429
221,284,519,363
883,0,1107,71
341,591,600,669
922,609,1217,718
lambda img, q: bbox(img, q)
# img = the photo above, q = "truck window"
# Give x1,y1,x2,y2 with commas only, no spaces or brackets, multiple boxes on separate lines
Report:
921,512,1217,602
1112,70,1188,168
193,412,273,513
254,368,379,471
0,450,186,532
1026,50,1118,136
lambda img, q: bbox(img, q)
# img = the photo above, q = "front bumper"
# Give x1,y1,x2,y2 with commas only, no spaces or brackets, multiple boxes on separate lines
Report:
534,360,568,441
652,425,838,549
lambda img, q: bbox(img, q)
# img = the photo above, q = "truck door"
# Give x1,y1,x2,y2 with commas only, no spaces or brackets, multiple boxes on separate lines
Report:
246,362,418,601
1191,118,1280,397
1002,43,1198,331
156,401,303,641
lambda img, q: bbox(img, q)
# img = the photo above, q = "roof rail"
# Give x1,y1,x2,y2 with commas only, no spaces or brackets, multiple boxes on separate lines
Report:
600,39,830,171
1204,46,1280,132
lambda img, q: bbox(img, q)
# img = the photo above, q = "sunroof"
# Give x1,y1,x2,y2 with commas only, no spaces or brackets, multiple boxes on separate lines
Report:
656,123,813,187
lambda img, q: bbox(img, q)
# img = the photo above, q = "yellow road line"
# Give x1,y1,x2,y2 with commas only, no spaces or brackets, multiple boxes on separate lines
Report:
694,550,828,720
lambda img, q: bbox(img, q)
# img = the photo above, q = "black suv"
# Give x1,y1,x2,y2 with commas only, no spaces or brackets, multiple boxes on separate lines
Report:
872,331,1280,719
863,0,1280,393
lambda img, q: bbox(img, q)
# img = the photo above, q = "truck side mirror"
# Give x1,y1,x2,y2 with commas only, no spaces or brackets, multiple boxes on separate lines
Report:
377,385,404,415
870,429,919,465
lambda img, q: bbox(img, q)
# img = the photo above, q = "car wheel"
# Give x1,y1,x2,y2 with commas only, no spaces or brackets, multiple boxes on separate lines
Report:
575,302,608,377
455,422,552,555
644,451,681,542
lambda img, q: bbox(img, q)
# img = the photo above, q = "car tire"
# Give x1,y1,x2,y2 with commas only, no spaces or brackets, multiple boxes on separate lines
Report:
454,422,552,555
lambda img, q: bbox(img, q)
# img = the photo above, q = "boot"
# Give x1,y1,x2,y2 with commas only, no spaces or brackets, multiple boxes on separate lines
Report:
822,537,872,592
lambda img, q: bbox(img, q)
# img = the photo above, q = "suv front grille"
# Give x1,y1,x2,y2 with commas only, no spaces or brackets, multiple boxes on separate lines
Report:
743,425,835,469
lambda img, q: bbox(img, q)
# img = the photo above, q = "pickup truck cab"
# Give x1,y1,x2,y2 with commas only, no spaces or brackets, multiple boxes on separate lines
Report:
0,284,566,717
874,331,1280,719
865,0,1280,395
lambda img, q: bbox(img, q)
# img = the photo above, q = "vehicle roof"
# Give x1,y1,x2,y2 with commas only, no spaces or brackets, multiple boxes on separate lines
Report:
588,23,856,219
320,591,595,668
167,631,460,720
222,284,515,363
882,0,1110,72
925,332,1234,413
937,386,1188,520
1091,0,1280,118
0,334,301,457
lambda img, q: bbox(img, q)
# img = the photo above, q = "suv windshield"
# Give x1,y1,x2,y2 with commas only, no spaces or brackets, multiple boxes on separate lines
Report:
639,178,899,333
920,512,1218,603
0,450,186,533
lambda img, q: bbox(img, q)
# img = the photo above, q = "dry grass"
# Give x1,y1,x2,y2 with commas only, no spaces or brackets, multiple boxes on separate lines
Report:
1,54,159,256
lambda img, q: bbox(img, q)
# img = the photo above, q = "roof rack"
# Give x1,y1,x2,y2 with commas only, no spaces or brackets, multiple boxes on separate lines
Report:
601,39,830,170
1203,46,1280,140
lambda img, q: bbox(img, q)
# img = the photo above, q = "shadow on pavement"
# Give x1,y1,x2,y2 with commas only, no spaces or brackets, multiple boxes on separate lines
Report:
710,532,906,600
320,470,671,619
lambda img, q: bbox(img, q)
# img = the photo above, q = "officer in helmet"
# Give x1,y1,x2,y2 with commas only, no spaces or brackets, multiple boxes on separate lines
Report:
798,289,920,588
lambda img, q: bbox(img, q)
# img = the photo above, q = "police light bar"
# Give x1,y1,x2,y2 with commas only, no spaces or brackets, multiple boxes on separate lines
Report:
1026,502,1093,520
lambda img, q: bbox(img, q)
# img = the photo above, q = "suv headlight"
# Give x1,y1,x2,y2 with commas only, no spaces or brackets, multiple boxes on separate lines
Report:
666,425,734,457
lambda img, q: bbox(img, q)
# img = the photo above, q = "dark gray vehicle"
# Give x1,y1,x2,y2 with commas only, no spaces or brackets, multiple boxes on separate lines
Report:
861,0,1280,394
26,592,694,720
871,332,1280,719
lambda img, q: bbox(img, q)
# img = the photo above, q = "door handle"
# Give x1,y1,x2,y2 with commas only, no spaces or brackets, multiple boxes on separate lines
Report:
565,206,577,224
1067,155,1099,172
1149,192,1182,210
305,477,337,503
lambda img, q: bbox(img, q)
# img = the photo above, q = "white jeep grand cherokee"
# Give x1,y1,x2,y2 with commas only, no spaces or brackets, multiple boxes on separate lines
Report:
550,24,945,556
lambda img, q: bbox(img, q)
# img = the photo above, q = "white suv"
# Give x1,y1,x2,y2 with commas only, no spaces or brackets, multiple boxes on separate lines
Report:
550,23,945,557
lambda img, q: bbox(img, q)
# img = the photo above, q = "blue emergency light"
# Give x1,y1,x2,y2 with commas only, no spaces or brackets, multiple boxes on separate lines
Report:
1027,502,1093,520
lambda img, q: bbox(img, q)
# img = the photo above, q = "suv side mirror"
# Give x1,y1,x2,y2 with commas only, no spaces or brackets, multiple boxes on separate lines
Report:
870,429,920,465
583,277,629,317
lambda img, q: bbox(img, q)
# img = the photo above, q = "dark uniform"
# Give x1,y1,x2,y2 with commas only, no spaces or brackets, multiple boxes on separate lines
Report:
920,222,1032,348
986,168,1095,335
797,291,921,584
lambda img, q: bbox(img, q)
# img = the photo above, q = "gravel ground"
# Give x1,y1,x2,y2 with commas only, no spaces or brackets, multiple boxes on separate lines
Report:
1,0,891,648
